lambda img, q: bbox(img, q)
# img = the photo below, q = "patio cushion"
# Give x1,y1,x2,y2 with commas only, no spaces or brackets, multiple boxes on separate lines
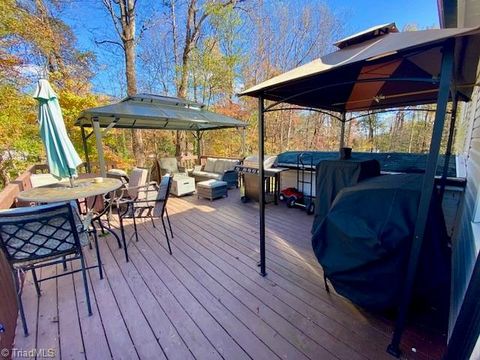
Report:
159,157,179,174
227,159,239,170
213,159,225,174
204,158,217,172
213,159,238,174
197,179,228,189
191,170,222,180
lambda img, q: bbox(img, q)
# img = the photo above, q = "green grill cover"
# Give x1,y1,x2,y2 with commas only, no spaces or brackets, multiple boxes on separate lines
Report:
312,174,450,310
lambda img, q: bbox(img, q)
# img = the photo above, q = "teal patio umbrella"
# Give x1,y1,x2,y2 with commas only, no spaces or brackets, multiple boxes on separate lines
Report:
33,79,82,182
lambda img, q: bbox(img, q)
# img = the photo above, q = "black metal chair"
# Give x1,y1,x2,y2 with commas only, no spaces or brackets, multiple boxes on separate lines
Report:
118,175,174,254
0,202,101,336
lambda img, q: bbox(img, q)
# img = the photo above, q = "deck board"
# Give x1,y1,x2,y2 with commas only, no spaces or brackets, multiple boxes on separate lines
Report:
12,189,446,360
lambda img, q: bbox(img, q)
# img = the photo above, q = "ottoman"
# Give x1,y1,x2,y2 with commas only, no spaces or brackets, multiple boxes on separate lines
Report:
170,175,196,196
197,180,228,201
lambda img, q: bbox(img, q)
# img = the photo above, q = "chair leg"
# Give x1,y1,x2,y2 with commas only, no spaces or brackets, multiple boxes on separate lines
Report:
165,209,173,238
13,270,28,336
104,216,122,249
150,211,156,228
99,219,106,235
106,210,111,229
79,250,93,316
118,211,125,249
132,210,139,243
161,217,172,255
92,229,103,279
31,268,41,297
62,256,68,271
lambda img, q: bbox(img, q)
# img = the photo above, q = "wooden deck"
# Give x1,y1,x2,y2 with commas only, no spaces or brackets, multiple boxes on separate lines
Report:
12,189,446,360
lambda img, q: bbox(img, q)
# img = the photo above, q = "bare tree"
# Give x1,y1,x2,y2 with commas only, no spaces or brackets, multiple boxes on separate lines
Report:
102,0,145,166
169,0,240,155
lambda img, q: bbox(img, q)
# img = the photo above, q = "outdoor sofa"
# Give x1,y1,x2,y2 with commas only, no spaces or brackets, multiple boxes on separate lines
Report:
191,157,240,188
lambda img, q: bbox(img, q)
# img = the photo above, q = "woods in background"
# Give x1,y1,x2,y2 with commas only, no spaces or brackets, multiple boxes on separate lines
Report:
0,0,460,188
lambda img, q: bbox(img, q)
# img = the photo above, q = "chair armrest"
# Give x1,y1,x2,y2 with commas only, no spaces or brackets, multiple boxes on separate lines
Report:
135,183,159,199
124,181,157,193
116,181,157,202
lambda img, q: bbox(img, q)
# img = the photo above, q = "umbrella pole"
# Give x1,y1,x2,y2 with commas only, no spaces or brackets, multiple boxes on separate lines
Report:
258,95,267,277
388,39,455,358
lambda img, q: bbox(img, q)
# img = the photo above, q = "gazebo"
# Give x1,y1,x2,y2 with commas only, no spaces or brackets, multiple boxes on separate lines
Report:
75,93,247,176
240,23,480,356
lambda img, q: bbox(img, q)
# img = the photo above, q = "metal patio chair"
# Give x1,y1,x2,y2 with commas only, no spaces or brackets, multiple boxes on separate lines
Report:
0,202,101,336
118,175,174,254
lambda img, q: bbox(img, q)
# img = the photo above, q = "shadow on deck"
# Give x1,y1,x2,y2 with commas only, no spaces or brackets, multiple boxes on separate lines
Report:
12,189,446,360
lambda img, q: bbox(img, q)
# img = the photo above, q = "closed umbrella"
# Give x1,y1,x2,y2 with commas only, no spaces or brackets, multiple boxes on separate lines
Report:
33,79,82,183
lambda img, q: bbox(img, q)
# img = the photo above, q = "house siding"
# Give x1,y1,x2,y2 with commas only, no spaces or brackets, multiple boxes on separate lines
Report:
449,84,480,337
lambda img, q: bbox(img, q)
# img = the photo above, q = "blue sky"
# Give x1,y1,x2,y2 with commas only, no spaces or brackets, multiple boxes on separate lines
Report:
58,0,440,97
325,0,439,33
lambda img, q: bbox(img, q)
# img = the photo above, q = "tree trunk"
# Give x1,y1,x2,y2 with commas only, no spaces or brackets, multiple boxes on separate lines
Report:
0,155,10,188
102,0,145,166
124,38,145,166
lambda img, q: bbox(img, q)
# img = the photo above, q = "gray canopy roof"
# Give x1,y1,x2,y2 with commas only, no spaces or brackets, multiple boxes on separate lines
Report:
240,25,480,112
76,94,246,131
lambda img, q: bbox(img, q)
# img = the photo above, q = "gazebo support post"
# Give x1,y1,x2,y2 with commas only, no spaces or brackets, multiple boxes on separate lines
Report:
242,127,246,157
438,93,458,201
92,117,107,177
80,126,91,173
195,130,202,164
339,112,346,150
388,39,455,357
258,95,267,277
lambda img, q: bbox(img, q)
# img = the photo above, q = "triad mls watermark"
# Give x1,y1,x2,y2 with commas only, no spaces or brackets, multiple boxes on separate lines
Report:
1,347,57,358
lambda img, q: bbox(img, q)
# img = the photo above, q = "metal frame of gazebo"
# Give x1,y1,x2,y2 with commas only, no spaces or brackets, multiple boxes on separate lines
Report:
75,94,247,176
241,24,480,357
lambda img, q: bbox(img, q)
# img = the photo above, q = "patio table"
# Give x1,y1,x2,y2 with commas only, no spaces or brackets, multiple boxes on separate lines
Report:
17,177,128,261
17,178,122,203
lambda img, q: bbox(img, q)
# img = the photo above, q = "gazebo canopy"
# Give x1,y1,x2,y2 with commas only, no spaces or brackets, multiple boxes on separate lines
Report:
240,24,480,113
76,93,246,131
76,93,246,178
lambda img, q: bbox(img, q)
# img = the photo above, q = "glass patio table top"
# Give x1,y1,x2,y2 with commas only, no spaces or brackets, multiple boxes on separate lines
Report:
17,178,122,203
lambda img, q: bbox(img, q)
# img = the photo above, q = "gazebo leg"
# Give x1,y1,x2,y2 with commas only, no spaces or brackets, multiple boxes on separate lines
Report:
258,95,266,277
388,39,454,358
